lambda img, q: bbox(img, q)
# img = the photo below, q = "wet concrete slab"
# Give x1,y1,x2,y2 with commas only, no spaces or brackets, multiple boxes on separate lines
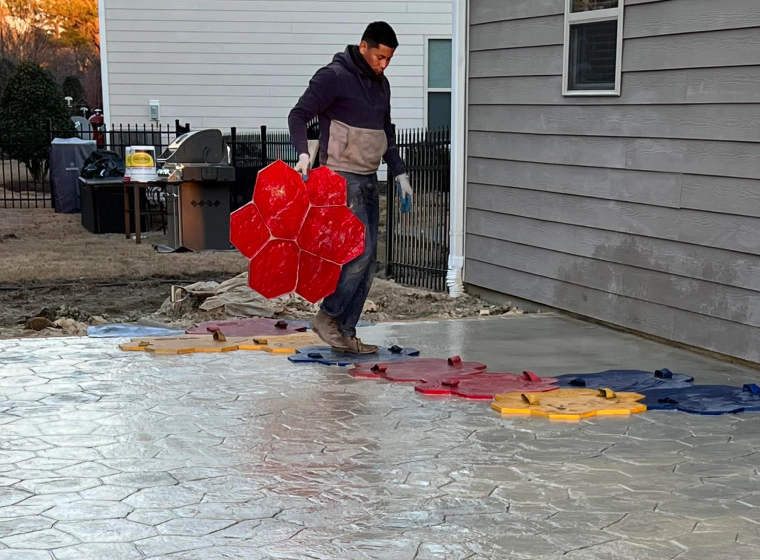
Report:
0,314,759,559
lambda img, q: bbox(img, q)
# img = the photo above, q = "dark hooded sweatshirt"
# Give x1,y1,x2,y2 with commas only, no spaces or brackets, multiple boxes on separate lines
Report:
288,46,406,178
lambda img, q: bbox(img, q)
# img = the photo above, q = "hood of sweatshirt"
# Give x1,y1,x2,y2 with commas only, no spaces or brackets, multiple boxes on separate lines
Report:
333,45,384,83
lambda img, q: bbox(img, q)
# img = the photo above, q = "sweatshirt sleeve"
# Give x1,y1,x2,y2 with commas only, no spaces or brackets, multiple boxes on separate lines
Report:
288,67,339,156
382,92,406,179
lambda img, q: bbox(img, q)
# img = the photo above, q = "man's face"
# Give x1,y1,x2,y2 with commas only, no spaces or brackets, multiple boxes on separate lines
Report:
359,41,396,75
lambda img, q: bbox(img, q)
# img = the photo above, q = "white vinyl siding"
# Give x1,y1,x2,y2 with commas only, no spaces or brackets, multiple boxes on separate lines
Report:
102,0,453,129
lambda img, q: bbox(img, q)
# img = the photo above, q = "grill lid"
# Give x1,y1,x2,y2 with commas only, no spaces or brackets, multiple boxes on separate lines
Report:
158,129,229,165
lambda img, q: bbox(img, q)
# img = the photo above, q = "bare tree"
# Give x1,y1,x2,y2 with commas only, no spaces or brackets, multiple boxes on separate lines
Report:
1,0,100,108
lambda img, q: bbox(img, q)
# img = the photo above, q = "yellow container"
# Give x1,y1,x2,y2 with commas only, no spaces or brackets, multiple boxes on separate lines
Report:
124,145,157,182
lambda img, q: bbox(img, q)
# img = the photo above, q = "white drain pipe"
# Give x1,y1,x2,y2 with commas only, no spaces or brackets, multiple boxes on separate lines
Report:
447,0,468,298
98,0,111,127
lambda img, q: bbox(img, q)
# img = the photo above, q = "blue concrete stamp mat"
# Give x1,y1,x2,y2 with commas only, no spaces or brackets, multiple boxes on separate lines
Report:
642,384,760,415
556,368,693,393
288,346,420,367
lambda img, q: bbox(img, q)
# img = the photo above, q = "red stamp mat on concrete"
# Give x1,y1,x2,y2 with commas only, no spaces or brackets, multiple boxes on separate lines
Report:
230,160,366,303
186,318,308,337
349,356,487,382
415,371,559,400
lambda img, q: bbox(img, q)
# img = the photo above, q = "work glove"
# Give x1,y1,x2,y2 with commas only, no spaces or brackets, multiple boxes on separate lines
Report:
295,153,311,181
395,173,413,213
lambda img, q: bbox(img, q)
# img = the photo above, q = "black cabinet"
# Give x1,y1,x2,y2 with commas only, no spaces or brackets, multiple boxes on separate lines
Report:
79,178,153,234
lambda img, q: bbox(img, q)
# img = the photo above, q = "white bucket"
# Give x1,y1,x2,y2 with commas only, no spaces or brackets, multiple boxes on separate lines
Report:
124,145,158,182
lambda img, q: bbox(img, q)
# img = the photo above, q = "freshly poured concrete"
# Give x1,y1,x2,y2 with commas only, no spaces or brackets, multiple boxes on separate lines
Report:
0,314,759,559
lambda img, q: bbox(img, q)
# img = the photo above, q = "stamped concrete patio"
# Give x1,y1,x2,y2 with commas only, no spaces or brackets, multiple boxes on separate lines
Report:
0,314,759,559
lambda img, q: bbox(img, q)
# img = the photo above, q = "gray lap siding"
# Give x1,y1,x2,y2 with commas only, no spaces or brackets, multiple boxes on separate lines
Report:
465,0,760,362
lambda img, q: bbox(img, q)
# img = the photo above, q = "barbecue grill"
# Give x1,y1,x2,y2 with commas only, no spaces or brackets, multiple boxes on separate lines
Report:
159,129,236,251
157,129,235,183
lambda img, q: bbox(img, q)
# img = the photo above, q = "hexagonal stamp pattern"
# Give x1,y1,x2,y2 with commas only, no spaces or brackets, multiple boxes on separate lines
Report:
1,325,760,559
237,333,323,354
416,371,558,399
248,239,300,299
119,335,246,354
304,165,347,207
295,252,343,304
229,203,270,260
230,160,365,303
349,356,487,382
252,160,310,239
297,206,366,265
492,388,647,420
185,318,308,337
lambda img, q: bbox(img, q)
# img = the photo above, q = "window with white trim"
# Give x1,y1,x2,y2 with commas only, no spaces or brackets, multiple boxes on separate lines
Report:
563,0,625,96
426,38,452,129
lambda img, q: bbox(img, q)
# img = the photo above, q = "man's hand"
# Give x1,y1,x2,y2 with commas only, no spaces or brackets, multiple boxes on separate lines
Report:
295,153,311,181
396,173,413,213
396,174,413,199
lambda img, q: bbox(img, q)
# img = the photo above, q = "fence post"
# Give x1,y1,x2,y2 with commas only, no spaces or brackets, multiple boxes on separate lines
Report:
230,127,237,167
260,125,268,166
385,175,395,279
385,123,398,279
46,119,54,206
174,120,191,135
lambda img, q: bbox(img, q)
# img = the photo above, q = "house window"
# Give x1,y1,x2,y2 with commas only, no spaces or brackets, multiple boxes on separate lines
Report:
563,0,624,96
426,38,452,129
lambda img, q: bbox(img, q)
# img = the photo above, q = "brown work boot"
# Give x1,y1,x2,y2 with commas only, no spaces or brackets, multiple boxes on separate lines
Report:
332,336,378,355
311,310,345,347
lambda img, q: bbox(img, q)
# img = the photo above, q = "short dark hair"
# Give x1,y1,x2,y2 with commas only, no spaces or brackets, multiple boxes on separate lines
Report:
361,22,399,49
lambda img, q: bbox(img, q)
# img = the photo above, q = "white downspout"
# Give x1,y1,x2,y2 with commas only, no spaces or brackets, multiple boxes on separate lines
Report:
447,0,468,297
98,0,111,126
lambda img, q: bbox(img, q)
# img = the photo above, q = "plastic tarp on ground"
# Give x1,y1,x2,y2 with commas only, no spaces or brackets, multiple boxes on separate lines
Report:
87,325,185,338
179,274,318,319
50,138,96,213
175,274,371,324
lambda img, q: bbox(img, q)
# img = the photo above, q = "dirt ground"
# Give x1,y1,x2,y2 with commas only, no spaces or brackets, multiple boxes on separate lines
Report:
0,207,520,339
0,208,248,284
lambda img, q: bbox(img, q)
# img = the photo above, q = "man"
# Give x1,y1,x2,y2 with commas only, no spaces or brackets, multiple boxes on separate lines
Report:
288,21,413,354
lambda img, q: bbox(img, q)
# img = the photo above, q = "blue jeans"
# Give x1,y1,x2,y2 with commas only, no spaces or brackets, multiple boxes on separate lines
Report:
320,171,379,338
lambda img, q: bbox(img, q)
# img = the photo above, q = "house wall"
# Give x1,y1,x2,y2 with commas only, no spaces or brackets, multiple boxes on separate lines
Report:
101,0,452,130
465,0,760,362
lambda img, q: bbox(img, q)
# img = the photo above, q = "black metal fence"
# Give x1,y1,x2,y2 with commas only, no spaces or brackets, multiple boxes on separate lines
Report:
225,123,310,168
103,123,182,161
222,125,305,211
226,124,451,291
0,121,182,209
1,120,451,291
386,127,450,292
0,123,61,208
